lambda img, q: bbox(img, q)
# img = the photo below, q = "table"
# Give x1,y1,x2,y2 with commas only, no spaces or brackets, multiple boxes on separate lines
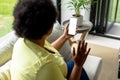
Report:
63,20,93,40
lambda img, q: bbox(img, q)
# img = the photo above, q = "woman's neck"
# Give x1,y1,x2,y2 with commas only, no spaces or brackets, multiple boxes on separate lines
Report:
30,38,55,54
30,29,52,48
31,38,45,47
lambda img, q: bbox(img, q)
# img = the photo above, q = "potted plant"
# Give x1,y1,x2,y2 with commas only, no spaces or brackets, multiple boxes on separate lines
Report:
67,0,94,26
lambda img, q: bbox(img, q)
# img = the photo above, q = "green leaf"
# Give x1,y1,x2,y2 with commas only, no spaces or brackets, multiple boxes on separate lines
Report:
66,0,97,15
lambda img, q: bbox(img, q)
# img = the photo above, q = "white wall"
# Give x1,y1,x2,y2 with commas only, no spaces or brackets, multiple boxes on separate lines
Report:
61,0,91,25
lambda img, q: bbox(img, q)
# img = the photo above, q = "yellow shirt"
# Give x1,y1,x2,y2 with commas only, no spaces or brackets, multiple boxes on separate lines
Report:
10,38,67,80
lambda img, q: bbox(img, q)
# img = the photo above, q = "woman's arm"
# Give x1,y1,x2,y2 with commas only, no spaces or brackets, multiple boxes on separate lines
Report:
51,24,73,50
69,40,91,80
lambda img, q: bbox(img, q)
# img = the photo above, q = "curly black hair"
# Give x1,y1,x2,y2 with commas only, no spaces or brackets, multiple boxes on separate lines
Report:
13,0,57,40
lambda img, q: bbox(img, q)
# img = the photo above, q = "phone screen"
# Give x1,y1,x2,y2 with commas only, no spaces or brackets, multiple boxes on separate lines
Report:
68,17,77,35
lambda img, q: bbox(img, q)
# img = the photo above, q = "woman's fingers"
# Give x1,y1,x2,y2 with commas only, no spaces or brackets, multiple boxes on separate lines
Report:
73,40,91,66
86,48,91,55
77,40,81,53
77,40,90,55
77,40,86,53
72,47,76,57
84,42,87,52
81,40,85,51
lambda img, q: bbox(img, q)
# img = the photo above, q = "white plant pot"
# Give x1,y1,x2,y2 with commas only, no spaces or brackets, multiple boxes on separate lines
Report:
72,15,83,27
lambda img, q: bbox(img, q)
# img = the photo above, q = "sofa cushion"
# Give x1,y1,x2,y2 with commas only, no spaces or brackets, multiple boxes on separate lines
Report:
0,31,18,66
83,55,102,80
0,60,11,80
47,21,72,62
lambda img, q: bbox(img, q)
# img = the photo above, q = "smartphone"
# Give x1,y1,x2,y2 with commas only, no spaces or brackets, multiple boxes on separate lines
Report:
68,17,77,35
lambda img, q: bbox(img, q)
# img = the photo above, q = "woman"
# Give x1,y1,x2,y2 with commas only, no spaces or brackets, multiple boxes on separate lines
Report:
10,0,91,80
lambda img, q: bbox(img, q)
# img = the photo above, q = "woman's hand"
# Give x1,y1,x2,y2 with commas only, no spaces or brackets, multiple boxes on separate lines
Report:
72,40,91,67
62,23,74,40
51,23,76,50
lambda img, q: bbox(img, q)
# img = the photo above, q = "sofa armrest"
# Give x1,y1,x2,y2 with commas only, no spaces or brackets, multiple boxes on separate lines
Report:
83,55,102,80
0,31,18,66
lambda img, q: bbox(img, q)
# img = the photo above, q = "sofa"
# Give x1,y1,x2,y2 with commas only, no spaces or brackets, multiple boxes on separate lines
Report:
0,21,102,80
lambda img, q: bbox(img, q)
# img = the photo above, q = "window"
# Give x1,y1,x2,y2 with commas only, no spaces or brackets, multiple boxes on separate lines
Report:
90,0,120,40
0,0,17,37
